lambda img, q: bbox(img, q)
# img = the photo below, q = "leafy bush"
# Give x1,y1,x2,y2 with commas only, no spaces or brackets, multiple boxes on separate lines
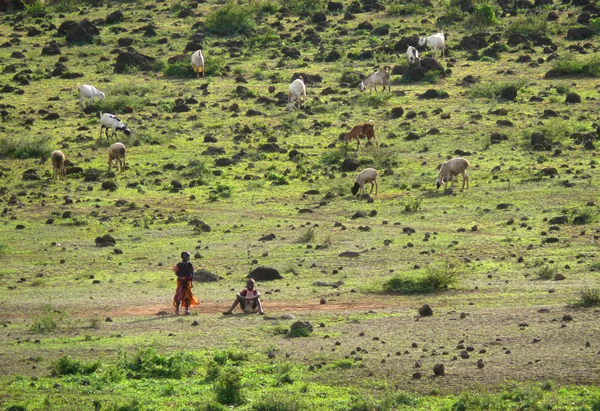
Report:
205,0,255,36
357,93,392,107
162,62,195,78
281,0,325,15
51,356,101,376
212,349,248,365
577,286,600,307
0,134,53,159
95,96,149,114
320,146,351,165
209,183,232,201
205,55,227,77
296,227,315,243
25,1,47,15
340,71,361,84
537,264,557,280
126,348,200,379
197,401,230,411
505,14,553,38
402,196,423,213
467,1,499,27
467,79,527,99
387,0,432,15
248,28,280,49
215,367,245,405
546,53,600,78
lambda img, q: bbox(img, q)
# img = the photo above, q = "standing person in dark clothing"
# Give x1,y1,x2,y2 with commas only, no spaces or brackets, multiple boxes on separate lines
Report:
173,251,199,315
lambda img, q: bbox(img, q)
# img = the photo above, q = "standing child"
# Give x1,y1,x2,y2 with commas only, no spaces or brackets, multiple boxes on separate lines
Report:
222,278,265,315
173,251,199,315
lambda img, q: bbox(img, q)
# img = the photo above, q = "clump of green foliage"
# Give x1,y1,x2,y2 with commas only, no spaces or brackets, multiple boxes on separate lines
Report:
29,305,68,333
205,0,255,36
0,134,53,159
505,14,553,38
95,96,149,114
402,196,423,213
357,93,392,107
546,53,600,78
51,356,101,376
163,62,195,78
537,264,557,280
209,183,233,201
215,367,245,405
387,0,432,15
577,286,600,307
125,348,200,379
251,391,308,410
296,227,315,243
281,0,325,16
205,55,227,76
385,261,461,293
467,79,527,99
320,146,351,165
467,0,499,27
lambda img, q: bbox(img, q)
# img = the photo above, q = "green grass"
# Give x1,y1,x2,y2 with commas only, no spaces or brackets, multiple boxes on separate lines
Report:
204,0,256,36
0,134,53,159
467,79,527,99
546,53,600,78
384,261,461,293
577,287,600,307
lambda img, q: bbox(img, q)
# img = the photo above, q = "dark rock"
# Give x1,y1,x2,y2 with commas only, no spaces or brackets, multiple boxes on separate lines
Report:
390,107,404,119
328,1,345,11
194,269,222,282
247,266,283,281
501,86,518,101
282,47,301,58
565,93,581,104
114,52,156,74
340,157,360,172
433,363,445,375
567,27,594,40
101,181,117,191
117,37,135,47
106,10,124,24
311,12,327,23
548,216,568,224
66,20,99,44
173,104,191,112
338,251,360,257
289,321,314,337
419,304,433,316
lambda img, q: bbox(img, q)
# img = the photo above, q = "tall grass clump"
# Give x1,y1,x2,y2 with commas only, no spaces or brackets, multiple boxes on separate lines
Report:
205,0,255,36
215,367,245,405
125,348,200,379
51,356,101,376
162,62,195,78
505,14,553,38
95,96,149,113
251,392,309,411
320,145,351,165
281,0,325,16
545,53,600,78
384,261,461,293
577,286,600,307
296,227,316,243
537,264,558,280
29,305,68,333
357,93,392,107
205,55,227,76
387,0,432,15
402,195,423,213
0,134,53,159
467,79,527,99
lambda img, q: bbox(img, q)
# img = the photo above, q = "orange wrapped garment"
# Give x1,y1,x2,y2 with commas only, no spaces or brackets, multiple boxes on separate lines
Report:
173,278,199,307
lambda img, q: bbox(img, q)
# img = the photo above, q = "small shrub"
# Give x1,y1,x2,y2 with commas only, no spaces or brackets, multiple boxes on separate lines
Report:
467,1,499,27
573,210,593,225
205,55,227,77
30,305,68,333
163,62,195,78
95,96,149,114
402,196,423,213
205,0,255,36
340,71,361,84
0,134,53,159
331,358,356,369
320,146,351,165
25,1,47,15
213,349,248,365
101,364,126,383
210,183,232,200
197,401,230,411
251,392,308,410
267,173,288,185
537,264,557,280
48,0,82,12
423,70,441,84
51,356,101,376
296,227,315,243
505,14,553,38
467,79,527,99
578,286,600,307
547,54,600,78
357,93,392,107
248,28,280,49
126,348,200,379
387,0,431,15
215,367,245,405
281,0,325,15
89,317,102,329
385,261,460,293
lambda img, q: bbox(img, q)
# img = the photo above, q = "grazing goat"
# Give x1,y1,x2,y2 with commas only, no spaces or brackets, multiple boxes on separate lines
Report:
436,157,470,190
351,168,378,196
51,150,66,181
419,32,445,59
100,113,132,140
359,67,391,93
108,142,126,173
406,46,420,64
287,76,306,111
78,84,105,110
345,120,377,150
191,49,205,78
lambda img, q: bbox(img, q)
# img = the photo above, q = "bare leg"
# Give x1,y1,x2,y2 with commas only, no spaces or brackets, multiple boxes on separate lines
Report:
223,296,243,315
184,299,191,315
255,298,264,315
175,301,180,315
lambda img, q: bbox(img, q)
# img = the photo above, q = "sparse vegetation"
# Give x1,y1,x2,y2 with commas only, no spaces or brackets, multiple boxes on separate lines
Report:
0,134,53,159
467,79,527,99
51,356,101,376
577,286,600,307
384,261,461,293
29,305,68,333
537,264,558,280
546,53,600,78
204,0,256,36
296,227,316,243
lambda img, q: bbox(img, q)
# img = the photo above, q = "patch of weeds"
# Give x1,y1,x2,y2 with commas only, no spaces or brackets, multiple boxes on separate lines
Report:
248,28,280,49
330,358,356,369
340,71,361,84
281,0,325,16
357,93,392,107
252,0,281,14
346,394,379,411
385,261,460,293
209,183,232,201
213,349,249,365
126,348,200,379
89,317,102,329
387,0,432,15
453,391,499,410
51,356,101,376
423,70,441,84
573,209,593,225
197,401,230,411
439,4,465,25
388,391,419,407
184,160,208,179
320,146,351,165
50,0,83,12
296,227,315,243
275,363,296,386
402,195,423,213
205,0,255,36
95,96,149,114
267,172,288,186
577,286,600,307
30,305,68,333
251,391,308,410
25,1,47,15
546,53,600,78
215,367,245,405
467,0,499,28
505,14,554,38
162,62,195,78
0,242,7,256
100,364,126,383
467,79,527,99
536,264,557,280
553,82,571,95
0,134,53,159
205,55,226,76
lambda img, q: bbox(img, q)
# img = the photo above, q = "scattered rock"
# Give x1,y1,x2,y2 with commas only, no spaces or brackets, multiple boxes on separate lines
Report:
289,321,314,337
247,266,283,281
433,363,445,375
418,304,433,317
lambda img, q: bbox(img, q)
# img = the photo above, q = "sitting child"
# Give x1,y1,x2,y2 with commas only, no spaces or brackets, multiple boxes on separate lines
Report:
223,278,265,315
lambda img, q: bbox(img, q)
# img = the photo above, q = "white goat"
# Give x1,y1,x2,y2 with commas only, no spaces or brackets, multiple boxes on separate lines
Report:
191,49,205,78
108,142,126,173
351,168,378,196
100,113,132,140
419,32,445,59
51,150,66,181
436,157,470,190
287,76,306,111
359,67,391,93
78,84,105,110
406,46,420,64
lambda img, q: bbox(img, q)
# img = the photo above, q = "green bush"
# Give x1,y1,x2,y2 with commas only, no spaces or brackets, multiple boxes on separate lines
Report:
215,367,245,405
0,134,53,159
95,96,150,114
281,0,325,16
402,196,423,213
578,286,600,307
387,0,432,15
546,53,600,78
467,1,499,27
296,227,315,243
205,0,255,36
467,80,527,99
126,348,200,379
163,62,195,78
51,356,101,376
30,305,68,333
385,262,460,293
357,93,392,107
537,264,557,280
212,349,248,365
205,55,227,77
251,392,308,410
505,14,553,38
320,146,351,165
